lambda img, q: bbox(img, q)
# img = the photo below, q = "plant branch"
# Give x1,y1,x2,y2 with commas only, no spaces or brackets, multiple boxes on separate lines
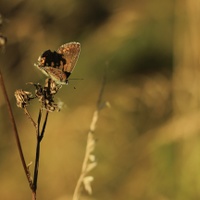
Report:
73,112,98,200
73,71,107,200
24,107,37,129
40,111,49,140
32,109,49,196
0,69,33,189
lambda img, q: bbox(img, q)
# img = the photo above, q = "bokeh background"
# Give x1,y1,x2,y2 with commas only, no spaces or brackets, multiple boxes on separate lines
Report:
1,0,200,199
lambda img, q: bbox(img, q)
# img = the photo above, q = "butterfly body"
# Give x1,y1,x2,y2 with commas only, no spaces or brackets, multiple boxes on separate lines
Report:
35,42,81,85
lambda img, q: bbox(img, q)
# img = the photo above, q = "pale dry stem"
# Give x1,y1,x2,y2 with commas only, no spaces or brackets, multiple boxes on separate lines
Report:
72,111,98,200
73,69,107,200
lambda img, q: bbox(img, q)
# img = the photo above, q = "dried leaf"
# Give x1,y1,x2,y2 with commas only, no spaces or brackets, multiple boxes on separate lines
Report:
86,162,97,173
83,176,94,195
89,154,95,162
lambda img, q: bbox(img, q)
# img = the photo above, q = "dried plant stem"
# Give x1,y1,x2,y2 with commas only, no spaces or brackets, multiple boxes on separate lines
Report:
0,70,49,199
32,192,36,200
24,107,37,128
0,69,33,188
32,109,49,198
73,70,107,200
73,111,98,200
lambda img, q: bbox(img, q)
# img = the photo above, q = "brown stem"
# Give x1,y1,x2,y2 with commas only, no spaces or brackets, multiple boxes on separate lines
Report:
24,107,37,129
32,109,49,194
32,191,36,200
0,69,33,189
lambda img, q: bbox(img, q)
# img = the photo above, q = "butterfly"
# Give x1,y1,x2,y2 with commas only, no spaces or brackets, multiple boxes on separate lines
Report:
35,42,81,85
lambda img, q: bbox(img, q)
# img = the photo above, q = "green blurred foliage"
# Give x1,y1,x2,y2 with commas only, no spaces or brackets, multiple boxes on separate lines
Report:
1,0,200,200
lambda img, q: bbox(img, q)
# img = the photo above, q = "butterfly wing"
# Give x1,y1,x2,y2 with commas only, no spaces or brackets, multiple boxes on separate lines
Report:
42,67,68,85
57,42,81,75
35,42,81,85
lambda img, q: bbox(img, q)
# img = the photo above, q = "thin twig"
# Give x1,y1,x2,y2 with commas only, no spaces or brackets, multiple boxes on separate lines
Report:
0,69,33,189
73,70,107,200
32,191,36,200
32,109,42,192
32,109,49,196
32,136,40,192
40,111,49,140
73,113,98,200
24,107,37,128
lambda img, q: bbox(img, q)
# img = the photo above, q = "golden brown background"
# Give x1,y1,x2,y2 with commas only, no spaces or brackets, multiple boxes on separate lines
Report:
1,0,200,199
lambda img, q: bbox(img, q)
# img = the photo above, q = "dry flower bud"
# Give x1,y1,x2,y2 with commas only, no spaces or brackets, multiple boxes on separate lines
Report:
14,89,33,108
44,78,62,95
83,176,94,195
30,79,62,112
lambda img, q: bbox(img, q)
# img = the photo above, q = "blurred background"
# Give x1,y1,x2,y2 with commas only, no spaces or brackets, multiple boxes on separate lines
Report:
1,0,200,199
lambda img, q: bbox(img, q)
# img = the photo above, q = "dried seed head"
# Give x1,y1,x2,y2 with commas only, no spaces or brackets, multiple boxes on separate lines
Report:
14,89,33,108
16,79,62,112
44,78,62,95
29,79,62,112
